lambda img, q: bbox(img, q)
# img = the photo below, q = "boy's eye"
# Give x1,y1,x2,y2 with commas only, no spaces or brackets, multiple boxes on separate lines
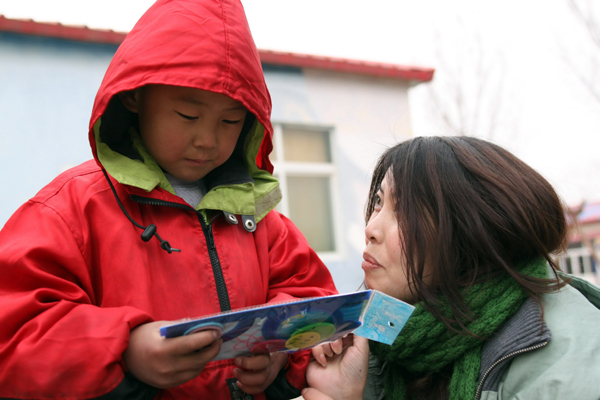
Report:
176,112,197,120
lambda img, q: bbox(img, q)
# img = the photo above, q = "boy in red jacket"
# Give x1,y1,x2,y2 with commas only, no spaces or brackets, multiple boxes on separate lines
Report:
0,1,337,399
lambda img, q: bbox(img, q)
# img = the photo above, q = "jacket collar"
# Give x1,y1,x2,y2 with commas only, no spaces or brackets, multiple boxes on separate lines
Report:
94,118,281,221
477,297,551,398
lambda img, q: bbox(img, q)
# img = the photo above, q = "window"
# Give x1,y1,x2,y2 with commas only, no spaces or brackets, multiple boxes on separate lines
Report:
271,124,341,257
565,257,573,274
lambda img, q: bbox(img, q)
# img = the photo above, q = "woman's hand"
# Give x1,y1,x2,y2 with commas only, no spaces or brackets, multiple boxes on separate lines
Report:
233,351,288,394
312,337,344,367
305,335,370,400
123,320,222,388
302,387,335,400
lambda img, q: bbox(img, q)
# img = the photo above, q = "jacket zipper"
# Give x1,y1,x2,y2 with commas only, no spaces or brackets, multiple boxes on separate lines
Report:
199,214,231,311
130,195,231,312
474,341,549,400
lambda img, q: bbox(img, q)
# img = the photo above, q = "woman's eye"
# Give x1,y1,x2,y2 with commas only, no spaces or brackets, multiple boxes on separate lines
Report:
223,119,242,125
374,194,383,209
176,112,197,120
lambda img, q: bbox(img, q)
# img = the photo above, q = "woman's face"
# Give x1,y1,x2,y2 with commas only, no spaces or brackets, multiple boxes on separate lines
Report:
362,173,417,303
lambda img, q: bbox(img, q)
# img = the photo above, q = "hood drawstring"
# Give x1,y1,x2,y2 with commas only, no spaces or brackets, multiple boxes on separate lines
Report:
102,169,181,254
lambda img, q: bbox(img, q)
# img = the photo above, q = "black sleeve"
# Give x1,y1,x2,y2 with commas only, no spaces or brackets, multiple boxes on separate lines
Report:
92,372,160,400
264,368,302,400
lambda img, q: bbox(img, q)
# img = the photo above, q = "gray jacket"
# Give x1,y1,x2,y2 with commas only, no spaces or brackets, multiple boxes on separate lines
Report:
364,273,600,400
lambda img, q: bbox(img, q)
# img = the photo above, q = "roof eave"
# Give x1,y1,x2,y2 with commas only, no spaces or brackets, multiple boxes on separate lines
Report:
0,14,434,82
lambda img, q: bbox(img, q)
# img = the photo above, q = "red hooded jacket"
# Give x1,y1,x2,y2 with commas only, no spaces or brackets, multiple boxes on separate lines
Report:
0,0,337,398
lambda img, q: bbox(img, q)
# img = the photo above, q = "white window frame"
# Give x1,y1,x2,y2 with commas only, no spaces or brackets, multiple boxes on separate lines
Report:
271,122,344,261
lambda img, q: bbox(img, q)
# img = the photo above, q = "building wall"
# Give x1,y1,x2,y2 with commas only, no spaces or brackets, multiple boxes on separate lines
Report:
559,219,600,284
559,246,598,285
265,67,413,292
0,33,415,294
0,32,114,223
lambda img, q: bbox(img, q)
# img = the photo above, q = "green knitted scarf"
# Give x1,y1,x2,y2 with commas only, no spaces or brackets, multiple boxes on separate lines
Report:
369,258,549,400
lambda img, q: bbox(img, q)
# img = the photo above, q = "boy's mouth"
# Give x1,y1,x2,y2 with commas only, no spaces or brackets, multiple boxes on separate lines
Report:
185,158,210,166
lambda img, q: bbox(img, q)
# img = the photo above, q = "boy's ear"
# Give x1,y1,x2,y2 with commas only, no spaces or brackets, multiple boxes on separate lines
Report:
118,90,140,113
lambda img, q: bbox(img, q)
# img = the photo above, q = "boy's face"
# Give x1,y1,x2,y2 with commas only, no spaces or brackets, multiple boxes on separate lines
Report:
121,85,247,182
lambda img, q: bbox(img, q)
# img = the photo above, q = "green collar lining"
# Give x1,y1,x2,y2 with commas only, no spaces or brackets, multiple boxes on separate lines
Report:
93,118,281,221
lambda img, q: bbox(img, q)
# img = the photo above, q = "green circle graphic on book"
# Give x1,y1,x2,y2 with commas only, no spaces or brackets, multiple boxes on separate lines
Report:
285,322,336,349
275,310,332,338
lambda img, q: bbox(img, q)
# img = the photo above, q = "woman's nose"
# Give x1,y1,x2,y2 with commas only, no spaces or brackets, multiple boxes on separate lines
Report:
365,215,381,244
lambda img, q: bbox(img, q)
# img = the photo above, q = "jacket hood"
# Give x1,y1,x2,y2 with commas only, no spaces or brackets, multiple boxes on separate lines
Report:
88,0,279,220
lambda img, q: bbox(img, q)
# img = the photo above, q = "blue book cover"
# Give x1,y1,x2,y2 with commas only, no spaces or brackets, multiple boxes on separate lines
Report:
160,290,414,360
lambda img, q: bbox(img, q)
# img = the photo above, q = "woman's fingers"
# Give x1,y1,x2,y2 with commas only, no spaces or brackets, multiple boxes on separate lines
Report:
330,338,343,355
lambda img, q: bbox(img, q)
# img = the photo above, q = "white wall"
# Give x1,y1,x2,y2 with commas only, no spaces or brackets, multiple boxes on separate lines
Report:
0,32,114,226
265,67,414,293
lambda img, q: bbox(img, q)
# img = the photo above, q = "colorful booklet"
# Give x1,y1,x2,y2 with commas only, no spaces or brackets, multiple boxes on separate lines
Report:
160,290,415,360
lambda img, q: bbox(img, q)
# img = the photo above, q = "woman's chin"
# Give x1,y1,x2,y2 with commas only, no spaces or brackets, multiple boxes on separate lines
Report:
363,279,411,303
363,275,381,292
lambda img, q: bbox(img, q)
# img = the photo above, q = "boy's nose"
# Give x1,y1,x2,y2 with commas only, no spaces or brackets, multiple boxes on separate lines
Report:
192,128,217,149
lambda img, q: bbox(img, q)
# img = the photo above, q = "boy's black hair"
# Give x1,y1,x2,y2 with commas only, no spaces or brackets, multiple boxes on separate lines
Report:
99,95,141,161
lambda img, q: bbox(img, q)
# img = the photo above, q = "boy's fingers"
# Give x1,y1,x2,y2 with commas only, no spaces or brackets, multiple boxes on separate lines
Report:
234,353,270,370
233,367,270,388
179,339,222,371
174,330,221,355
234,380,262,395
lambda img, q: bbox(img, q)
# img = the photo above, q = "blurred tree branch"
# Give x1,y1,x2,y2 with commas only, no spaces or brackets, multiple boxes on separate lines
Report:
564,0,600,103
424,21,517,139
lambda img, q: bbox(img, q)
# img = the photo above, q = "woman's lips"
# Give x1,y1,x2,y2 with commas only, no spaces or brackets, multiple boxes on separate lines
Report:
362,253,382,271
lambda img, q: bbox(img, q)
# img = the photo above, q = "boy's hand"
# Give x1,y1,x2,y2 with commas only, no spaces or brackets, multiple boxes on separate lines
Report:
233,351,288,394
123,320,222,389
306,335,369,400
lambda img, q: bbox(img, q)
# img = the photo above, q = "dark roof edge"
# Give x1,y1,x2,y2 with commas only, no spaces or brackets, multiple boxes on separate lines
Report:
0,14,434,82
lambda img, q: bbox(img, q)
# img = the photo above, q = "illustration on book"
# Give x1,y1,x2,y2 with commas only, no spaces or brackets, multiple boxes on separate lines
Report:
160,290,414,361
